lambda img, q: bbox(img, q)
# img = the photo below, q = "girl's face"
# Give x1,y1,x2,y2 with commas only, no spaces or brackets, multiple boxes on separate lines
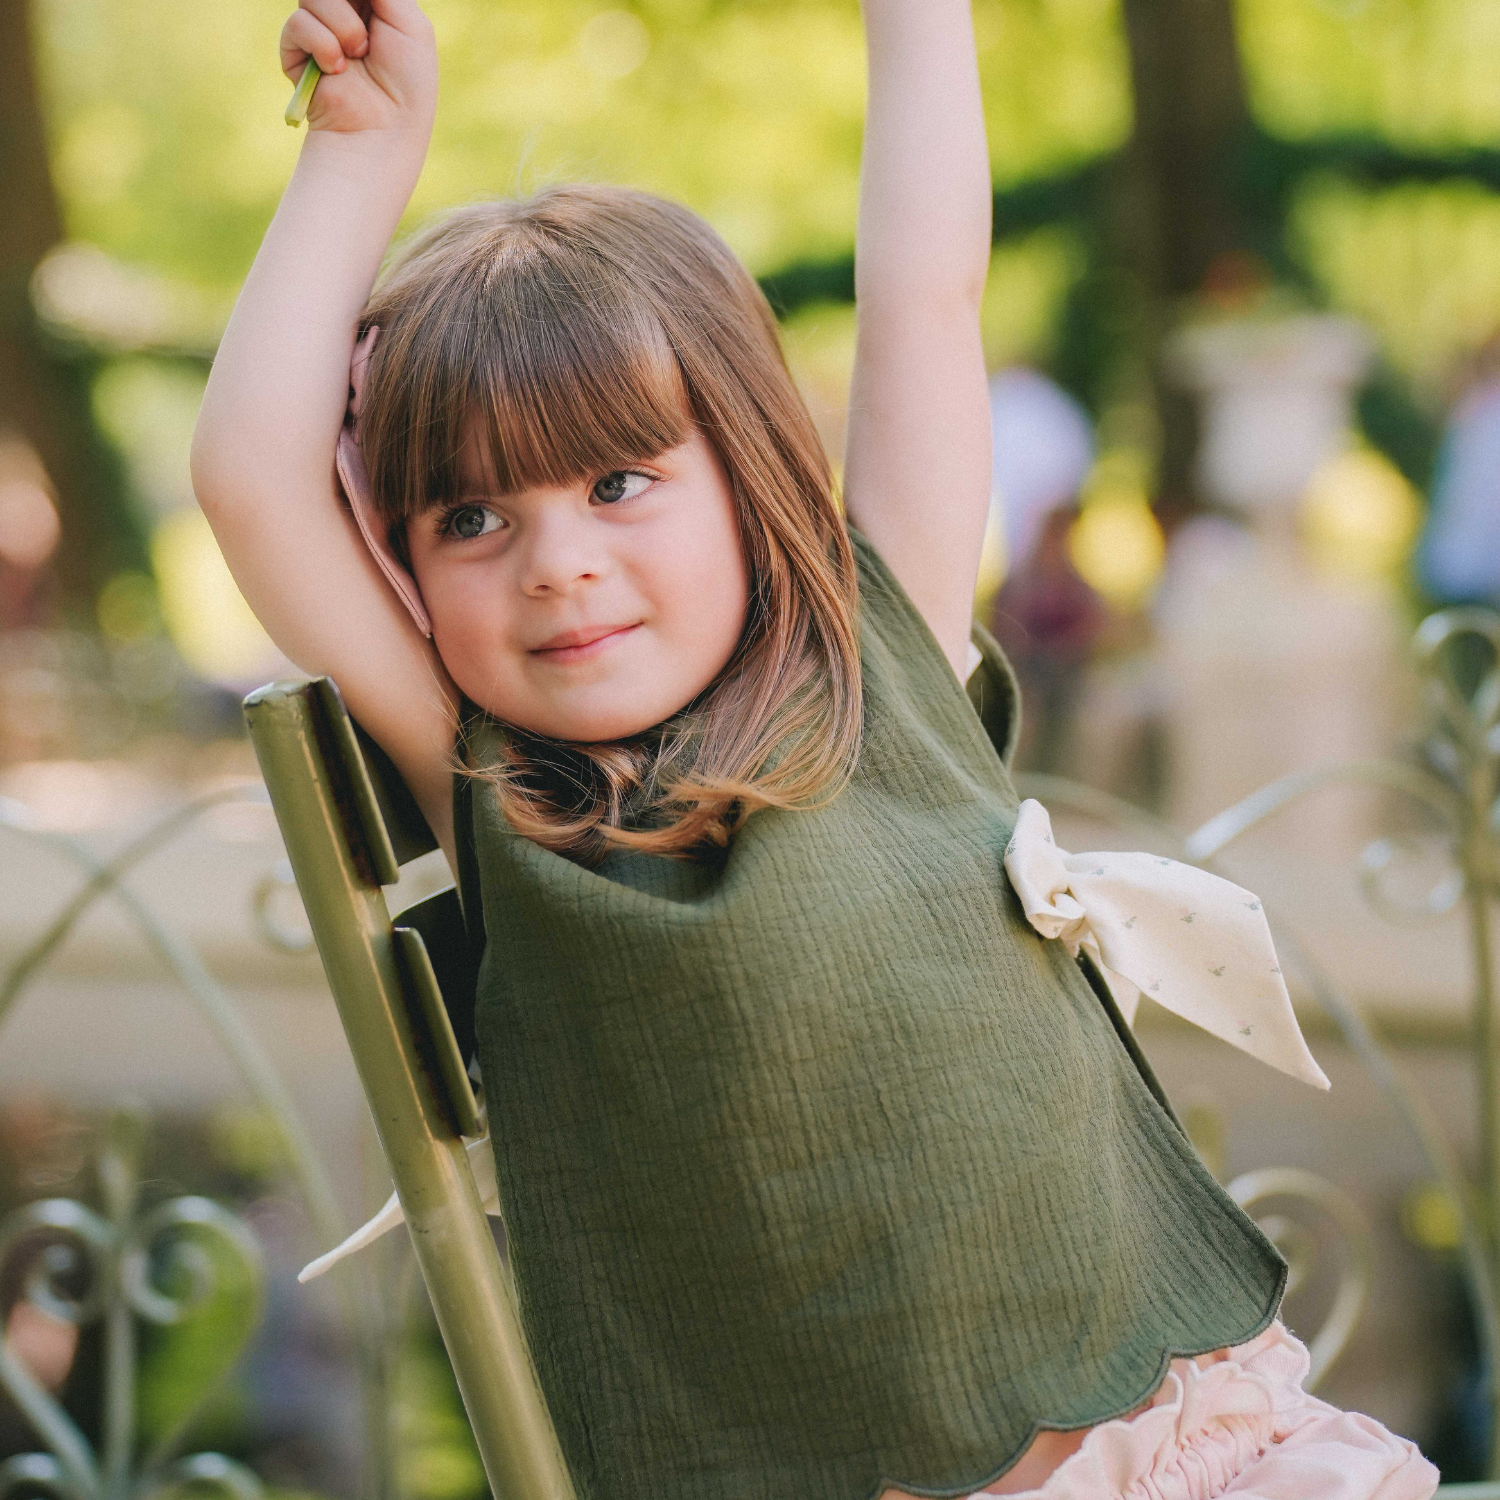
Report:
405,427,750,742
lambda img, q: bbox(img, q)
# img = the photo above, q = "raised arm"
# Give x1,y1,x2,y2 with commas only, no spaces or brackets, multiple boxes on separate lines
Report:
842,0,993,679
191,0,459,848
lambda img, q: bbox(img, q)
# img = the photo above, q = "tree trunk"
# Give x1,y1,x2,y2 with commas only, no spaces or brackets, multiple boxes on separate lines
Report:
1100,0,1253,516
0,0,146,615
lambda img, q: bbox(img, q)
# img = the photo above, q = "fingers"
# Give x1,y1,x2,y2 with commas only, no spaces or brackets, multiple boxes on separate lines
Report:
303,0,369,57
279,1,368,79
280,11,344,78
367,0,434,39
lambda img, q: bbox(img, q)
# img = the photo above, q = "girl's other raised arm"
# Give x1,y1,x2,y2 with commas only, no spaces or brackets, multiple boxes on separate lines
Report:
191,0,459,847
842,0,993,679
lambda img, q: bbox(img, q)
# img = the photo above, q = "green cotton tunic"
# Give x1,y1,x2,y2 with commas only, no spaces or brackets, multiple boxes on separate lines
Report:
454,530,1285,1500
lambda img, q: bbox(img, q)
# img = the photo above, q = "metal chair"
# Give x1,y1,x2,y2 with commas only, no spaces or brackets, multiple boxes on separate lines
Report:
243,676,575,1500
246,675,1498,1500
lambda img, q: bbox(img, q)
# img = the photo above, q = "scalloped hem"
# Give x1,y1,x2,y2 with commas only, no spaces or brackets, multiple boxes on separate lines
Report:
964,1324,1437,1500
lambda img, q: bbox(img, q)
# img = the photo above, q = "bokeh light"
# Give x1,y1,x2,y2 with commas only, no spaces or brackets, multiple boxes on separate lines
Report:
1067,451,1167,608
1301,446,1422,579
150,510,284,688
96,571,161,643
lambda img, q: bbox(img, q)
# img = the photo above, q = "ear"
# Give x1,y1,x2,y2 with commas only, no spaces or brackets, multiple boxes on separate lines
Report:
337,326,434,638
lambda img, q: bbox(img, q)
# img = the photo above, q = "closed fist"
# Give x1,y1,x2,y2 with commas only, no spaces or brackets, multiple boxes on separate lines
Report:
280,0,436,135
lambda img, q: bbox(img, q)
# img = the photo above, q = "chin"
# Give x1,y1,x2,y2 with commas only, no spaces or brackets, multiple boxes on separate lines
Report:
548,704,685,743
470,691,689,744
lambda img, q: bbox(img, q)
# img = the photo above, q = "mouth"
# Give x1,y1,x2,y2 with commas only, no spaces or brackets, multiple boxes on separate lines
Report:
528,622,642,663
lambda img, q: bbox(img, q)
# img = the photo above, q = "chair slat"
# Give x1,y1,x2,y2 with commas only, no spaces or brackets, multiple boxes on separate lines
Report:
394,924,482,1139
352,719,439,866
395,886,479,1068
245,676,574,1500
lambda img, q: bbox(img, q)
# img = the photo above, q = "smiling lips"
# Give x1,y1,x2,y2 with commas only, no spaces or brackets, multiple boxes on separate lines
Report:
529,622,641,663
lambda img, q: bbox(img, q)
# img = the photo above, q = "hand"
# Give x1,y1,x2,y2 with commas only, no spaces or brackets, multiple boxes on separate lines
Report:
280,0,437,137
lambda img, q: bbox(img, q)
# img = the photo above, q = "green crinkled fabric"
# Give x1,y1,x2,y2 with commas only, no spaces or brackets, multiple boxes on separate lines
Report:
455,529,1284,1500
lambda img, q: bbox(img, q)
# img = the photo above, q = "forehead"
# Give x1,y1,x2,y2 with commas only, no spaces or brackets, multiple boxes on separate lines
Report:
452,398,692,499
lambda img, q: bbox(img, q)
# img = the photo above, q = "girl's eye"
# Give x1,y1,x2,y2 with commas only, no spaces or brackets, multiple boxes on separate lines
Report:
446,504,500,540
592,471,654,506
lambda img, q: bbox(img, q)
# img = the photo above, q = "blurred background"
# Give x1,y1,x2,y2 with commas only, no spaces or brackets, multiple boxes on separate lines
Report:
5,0,1500,1493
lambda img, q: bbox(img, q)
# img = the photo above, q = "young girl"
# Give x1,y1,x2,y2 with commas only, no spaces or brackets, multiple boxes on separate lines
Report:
192,3,1439,1497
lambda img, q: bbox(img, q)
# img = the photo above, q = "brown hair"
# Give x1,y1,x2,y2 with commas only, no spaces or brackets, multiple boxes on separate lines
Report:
356,185,861,863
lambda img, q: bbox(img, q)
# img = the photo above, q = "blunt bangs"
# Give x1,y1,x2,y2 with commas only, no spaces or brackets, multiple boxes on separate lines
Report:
359,229,692,524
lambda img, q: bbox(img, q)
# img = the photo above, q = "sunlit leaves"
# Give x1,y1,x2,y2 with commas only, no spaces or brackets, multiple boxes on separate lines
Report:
1292,176,1500,397
32,0,1132,291
980,227,1087,369
34,0,1500,425
1239,0,1500,148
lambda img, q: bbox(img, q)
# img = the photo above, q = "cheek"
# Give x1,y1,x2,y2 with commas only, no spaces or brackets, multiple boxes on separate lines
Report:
652,497,749,657
418,563,510,669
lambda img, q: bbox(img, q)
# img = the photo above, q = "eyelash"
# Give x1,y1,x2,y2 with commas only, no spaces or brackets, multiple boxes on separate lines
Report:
435,468,659,537
595,468,662,504
434,501,494,539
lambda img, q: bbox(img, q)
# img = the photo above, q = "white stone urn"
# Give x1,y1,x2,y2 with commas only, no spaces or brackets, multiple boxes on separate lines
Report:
1155,314,1411,866
1167,314,1373,519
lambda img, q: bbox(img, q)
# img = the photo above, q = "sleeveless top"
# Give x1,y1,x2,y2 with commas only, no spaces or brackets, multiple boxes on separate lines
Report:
453,530,1285,1500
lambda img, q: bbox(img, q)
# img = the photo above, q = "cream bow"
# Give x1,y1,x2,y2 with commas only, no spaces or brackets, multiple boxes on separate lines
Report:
299,1128,499,1283
1003,799,1329,1091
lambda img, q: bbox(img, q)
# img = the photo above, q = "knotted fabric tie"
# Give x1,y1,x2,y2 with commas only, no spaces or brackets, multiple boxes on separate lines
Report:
1003,799,1329,1090
337,325,433,637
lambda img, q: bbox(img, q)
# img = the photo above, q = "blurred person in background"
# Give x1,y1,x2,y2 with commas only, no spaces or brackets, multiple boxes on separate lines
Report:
0,438,61,630
984,368,1103,776
1419,332,1500,611
988,506,1107,776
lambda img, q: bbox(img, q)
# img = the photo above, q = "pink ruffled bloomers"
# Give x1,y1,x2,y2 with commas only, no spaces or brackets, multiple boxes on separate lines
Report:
970,1323,1438,1500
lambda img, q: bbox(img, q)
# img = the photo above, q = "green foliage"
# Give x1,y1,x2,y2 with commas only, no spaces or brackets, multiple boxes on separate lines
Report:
136,1227,262,1453
32,0,1130,290
1239,0,1500,149
38,0,1500,384
1292,174,1500,398
980,226,1087,368
91,358,206,518
29,0,1500,522
396,1316,486,1500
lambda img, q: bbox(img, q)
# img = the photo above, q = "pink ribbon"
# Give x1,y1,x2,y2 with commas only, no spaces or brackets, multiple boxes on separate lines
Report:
337,326,433,637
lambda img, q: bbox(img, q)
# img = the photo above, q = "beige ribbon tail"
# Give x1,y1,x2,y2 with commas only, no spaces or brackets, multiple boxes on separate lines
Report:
298,1189,405,1283
298,1132,501,1283
1004,799,1329,1092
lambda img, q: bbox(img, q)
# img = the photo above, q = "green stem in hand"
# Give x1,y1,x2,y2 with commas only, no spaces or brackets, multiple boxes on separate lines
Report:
285,59,323,128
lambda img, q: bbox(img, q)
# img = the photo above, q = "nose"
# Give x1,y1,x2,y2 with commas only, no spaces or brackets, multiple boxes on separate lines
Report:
517,507,606,597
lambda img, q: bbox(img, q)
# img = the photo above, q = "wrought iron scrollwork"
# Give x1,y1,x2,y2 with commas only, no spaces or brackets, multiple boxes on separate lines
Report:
1227,1167,1374,1389
1023,606,1500,1474
0,1112,265,1500
1357,835,1466,926
138,1452,264,1500
250,860,314,956
0,1454,71,1499
0,782,395,1498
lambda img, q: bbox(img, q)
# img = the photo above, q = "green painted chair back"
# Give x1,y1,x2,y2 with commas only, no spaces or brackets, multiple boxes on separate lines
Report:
243,676,575,1500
